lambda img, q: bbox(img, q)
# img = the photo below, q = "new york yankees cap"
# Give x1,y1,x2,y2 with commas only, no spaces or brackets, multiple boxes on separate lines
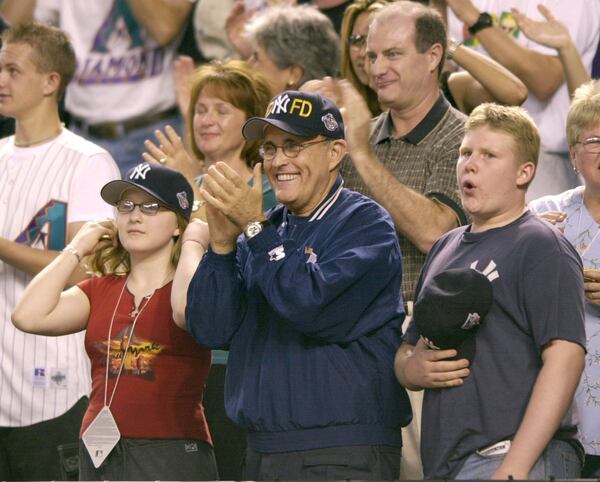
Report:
101,162,194,220
414,268,493,364
242,90,345,140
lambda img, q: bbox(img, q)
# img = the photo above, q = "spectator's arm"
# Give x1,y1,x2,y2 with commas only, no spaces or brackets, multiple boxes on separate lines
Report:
491,340,584,479
0,221,88,285
334,79,461,253
186,248,247,348
448,43,528,113
394,339,470,390
350,152,459,253
127,0,193,46
11,219,115,336
446,0,564,101
0,0,35,24
512,5,590,97
171,220,209,329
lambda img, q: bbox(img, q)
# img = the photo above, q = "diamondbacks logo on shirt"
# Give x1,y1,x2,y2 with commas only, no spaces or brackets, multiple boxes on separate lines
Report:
14,200,67,251
75,0,166,85
92,0,143,54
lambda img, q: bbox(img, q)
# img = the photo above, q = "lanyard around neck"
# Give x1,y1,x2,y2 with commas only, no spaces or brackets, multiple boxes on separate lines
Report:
103,277,155,408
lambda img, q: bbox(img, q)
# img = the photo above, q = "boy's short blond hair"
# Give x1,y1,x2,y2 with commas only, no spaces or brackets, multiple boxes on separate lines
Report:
466,103,540,167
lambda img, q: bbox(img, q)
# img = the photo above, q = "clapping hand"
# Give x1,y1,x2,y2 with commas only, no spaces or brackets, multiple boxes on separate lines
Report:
511,5,572,51
143,125,202,181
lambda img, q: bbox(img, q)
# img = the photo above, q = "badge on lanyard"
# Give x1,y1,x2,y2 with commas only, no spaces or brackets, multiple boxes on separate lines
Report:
82,406,121,468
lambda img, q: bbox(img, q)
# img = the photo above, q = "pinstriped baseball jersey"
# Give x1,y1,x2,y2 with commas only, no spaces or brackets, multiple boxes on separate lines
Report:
0,128,119,426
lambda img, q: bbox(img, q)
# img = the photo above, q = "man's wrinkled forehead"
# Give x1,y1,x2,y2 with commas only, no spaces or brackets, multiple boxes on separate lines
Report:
367,12,416,52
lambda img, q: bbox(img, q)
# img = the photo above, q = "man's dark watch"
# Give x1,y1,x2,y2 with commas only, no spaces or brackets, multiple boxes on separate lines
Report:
468,12,493,35
243,219,271,240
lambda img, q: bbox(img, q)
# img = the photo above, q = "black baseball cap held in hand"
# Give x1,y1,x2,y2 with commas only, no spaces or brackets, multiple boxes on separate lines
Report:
414,268,493,363
101,162,194,220
242,90,345,140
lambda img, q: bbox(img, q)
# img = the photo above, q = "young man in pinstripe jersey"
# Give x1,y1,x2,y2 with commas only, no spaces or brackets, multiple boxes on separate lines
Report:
0,23,119,480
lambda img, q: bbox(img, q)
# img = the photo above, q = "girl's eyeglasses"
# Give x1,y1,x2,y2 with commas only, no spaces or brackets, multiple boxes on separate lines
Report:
116,200,163,215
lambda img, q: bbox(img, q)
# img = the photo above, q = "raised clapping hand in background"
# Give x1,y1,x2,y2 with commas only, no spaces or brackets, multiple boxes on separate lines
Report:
511,5,572,51
143,125,202,181
301,76,372,158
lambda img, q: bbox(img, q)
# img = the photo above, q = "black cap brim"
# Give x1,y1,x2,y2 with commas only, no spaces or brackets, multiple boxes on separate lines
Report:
101,180,171,209
242,117,321,140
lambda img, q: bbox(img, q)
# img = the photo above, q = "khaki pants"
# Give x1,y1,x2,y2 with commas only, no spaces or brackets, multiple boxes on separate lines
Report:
399,303,424,480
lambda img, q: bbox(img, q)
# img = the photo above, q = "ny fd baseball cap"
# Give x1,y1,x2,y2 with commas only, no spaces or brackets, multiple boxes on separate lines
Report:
242,90,345,140
414,268,493,363
101,162,194,220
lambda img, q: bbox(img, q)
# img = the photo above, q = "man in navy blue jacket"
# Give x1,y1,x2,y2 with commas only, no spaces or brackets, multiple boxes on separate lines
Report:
185,91,411,480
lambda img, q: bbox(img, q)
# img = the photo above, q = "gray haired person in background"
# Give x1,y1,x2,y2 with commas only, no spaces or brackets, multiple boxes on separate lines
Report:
245,5,340,94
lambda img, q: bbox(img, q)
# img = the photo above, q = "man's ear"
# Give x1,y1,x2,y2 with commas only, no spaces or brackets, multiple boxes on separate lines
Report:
328,139,347,172
43,72,61,97
516,161,536,187
288,64,304,88
428,43,444,74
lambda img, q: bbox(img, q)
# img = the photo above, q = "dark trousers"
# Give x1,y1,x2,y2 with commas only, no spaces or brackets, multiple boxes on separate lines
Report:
243,444,401,481
583,454,600,478
79,437,218,481
0,396,88,481
204,363,247,480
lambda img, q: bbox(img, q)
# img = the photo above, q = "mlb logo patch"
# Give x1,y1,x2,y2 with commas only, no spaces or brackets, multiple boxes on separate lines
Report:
50,368,68,389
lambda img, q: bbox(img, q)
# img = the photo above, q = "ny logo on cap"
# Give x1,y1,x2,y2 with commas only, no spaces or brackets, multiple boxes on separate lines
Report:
130,163,151,180
268,93,291,115
267,94,313,118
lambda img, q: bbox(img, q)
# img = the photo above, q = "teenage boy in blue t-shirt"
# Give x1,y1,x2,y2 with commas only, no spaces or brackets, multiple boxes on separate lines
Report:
396,103,586,480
